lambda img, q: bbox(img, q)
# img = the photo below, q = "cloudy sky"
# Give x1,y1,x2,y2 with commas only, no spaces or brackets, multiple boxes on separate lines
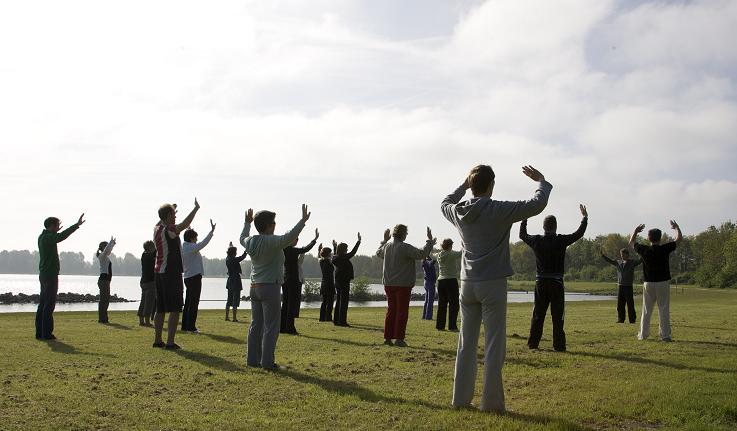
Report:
1,0,735,260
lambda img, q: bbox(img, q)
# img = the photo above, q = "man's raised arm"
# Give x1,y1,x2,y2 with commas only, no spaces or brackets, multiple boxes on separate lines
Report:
629,224,645,250
176,198,200,234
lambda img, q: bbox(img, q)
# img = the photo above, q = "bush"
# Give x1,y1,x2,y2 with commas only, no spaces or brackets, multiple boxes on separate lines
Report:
302,280,321,302
350,276,372,302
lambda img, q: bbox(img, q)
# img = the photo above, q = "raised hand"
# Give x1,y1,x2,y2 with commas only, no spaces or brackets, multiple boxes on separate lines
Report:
77,213,86,226
301,204,311,222
580,204,588,218
670,220,679,230
332,239,338,250
210,219,216,231
318,243,323,252
427,226,437,244
383,229,391,242
634,224,645,234
314,228,320,240
522,165,545,182
194,198,200,210
229,241,234,247
245,208,254,223
357,232,362,242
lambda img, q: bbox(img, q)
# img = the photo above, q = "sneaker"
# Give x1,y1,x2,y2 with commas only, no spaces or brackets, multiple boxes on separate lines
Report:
394,339,408,348
152,342,165,348
383,339,394,346
165,343,181,350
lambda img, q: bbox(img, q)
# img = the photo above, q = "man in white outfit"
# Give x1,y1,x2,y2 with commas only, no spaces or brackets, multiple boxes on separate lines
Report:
441,165,551,413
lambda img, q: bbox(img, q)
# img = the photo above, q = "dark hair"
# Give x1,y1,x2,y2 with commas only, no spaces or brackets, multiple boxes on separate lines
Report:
467,165,495,196
143,240,155,252
183,229,197,243
44,217,60,229
158,204,175,222
392,224,408,239
227,246,237,256
648,228,662,243
96,241,108,257
441,238,453,251
320,247,332,258
254,210,276,233
620,248,630,256
543,215,557,232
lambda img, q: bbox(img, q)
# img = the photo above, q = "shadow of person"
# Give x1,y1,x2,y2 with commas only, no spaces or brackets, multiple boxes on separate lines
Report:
677,339,737,349
505,412,596,431
44,340,114,357
201,333,243,345
567,350,737,374
173,349,243,373
104,322,132,331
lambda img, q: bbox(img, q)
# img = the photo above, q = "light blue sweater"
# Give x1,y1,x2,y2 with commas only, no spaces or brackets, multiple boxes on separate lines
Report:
441,181,552,281
240,220,306,285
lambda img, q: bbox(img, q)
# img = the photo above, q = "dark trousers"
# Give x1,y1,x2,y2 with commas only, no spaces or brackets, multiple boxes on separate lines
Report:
295,282,303,318
527,278,566,351
436,278,460,330
35,275,58,339
319,282,335,321
384,286,412,340
97,278,110,323
333,281,350,325
182,274,203,331
280,280,301,332
617,285,636,323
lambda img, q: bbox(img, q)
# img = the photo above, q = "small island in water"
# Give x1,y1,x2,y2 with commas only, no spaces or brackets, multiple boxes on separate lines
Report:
0,292,132,304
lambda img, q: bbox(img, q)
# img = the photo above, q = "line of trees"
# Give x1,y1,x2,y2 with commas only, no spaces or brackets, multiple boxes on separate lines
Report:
2,221,736,288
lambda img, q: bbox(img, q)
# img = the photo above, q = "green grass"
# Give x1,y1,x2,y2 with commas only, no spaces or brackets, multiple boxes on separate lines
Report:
507,280,699,295
1,288,736,430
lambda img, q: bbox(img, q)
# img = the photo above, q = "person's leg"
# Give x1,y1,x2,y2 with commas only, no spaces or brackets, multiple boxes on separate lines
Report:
325,289,335,322
247,287,264,366
143,284,155,325
452,281,481,408
280,283,289,333
448,278,460,331
99,280,110,323
165,273,183,346
479,278,507,413
384,286,397,341
319,284,327,321
423,282,432,320
154,275,166,344
638,282,657,340
36,276,49,339
46,277,58,337
341,284,350,325
138,284,146,325
226,290,231,321
260,284,282,368
436,279,449,330
656,281,671,340
287,281,299,332
190,275,202,331
617,285,626,323
153,312,165,345
181,277,193,331
626,285,636,323
549,282,566,351
333,286,343,324
295,282,303,318
527,280,550,349
394,287,412,342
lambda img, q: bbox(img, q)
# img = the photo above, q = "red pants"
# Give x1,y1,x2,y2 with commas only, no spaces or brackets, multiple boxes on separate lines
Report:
384,286,412,340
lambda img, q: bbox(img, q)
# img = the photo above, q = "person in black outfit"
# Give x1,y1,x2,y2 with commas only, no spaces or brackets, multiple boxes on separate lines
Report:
317,244,335,322
520,204,588,352
138,241,156,326
281,228,319,334
601,247,641,323
331,233,361,327
226,242,248,322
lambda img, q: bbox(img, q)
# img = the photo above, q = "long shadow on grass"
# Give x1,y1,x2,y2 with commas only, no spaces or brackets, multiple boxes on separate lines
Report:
173,349,243,372
277,368,445,409
201,333,244,345
45,340,114,357
104,322,132,331
568,350,737,374
506,412,595,431
677,339,737,349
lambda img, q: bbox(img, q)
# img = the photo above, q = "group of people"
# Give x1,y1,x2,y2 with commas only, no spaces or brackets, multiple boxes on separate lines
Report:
35,163,683,414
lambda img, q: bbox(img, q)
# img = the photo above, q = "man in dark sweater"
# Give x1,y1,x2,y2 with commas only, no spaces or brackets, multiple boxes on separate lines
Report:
281,228,318,335
601,247,641,323
629,221,682,342
36,213,85,340
520,204,588,351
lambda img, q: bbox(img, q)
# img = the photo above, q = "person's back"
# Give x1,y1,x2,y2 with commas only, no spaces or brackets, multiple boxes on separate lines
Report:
520,216,587,279
226,254,242,277
242,234,291,284
636,242,676,283
320,258,334,284
380,239,430,286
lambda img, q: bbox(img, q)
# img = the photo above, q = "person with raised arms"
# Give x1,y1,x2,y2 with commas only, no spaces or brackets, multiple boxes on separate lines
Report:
441,165,551,413
331,233,361,327
520,204,588,352
434,239,462,331
376,225,435,347
181,219,216,333
152,199,200,350
138,240,156,327
96,236,116,324
317,243,335,322
421,255,438,321
36,213,85,340
240,205,310,370
629,220,682,342
281,228,319,335
601,247,641,324
225,242,248,322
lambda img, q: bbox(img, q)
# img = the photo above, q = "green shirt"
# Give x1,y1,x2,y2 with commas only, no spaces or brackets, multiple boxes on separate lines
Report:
38,224,80,276
435,249,462,280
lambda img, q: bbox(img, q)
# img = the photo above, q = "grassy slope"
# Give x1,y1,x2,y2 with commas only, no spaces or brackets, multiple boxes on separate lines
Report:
1,288,736,431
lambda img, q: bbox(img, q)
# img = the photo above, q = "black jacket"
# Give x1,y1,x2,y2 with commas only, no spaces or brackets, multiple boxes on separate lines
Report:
520,217,587,279
283,239,317,284
332,240,360,284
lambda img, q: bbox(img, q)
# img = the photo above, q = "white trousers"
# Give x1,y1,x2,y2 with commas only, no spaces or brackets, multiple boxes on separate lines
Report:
452,278,507,413
638,280,671,340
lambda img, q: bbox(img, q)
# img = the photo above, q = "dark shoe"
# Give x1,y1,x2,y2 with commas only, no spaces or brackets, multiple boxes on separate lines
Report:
225,317,230,321
43,335,57,341
448,327,459,332
394,339,408,347
264,363,280,372
233,319,239,322
152,342,165,348
247,363,261,368
662,337,673,342
528,344,539,350
554,347,566,352
165,343,181,350
383,339,394,346
616,320,625,323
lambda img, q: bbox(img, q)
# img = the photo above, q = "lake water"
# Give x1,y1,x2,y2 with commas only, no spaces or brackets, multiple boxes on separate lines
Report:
0,274,614,313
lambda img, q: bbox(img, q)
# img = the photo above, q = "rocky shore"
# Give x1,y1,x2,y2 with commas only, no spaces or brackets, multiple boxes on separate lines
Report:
0,292,132,304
